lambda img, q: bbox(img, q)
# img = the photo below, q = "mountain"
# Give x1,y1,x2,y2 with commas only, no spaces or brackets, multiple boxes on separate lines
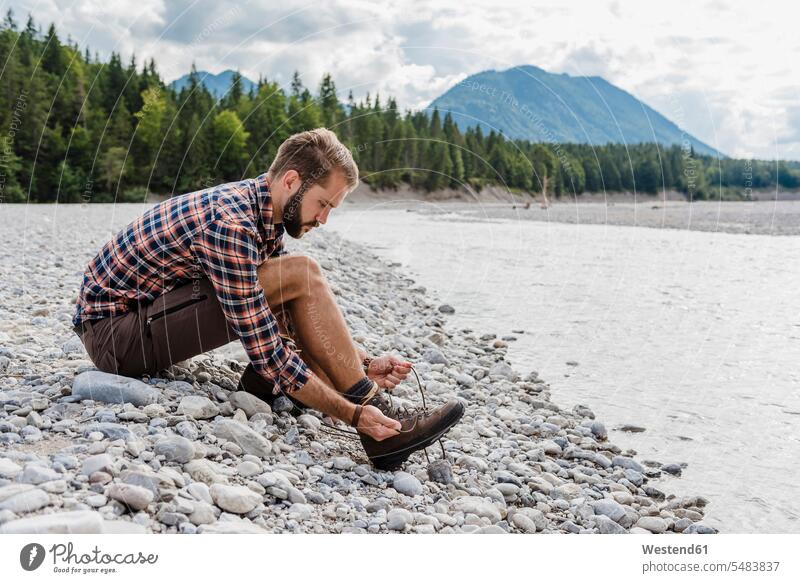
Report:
169,69,257,98
430,65,719,156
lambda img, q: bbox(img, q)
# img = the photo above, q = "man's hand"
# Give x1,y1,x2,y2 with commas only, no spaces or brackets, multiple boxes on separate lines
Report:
356,405,401,441
289,374,400,441
367,355,413,390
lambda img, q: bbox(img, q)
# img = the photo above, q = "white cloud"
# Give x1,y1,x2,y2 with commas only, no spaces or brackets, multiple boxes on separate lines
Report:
4,0,799,159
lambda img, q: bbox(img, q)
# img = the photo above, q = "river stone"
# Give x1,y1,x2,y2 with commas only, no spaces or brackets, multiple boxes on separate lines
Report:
209,483,261,514
62,335,86,355
456,455,489,472
451,496,503,523
288,503,313,520
0,488,50,513
636,516,668,533
187,482,213,504
515,507,547,531
81,423,132,441
0,458,22,479
120,470,162,496
72,371,158,406
297,414,321,432
82,454,114,476
592,499,627,523
427,460,453,484
552,483,583,501
189,501,217,525
590,420,608,440
272,396,293,414
197,519,268,534
683,523,717,534
387,508,412,531
595,515,628,534
154,435,196,463
233,462,258,478
184,459,228,485
0,511,105,534
511,513,538,533
475,525,507,534
86,494,107,508
178,396,219,420
18,464,60,485
489,361,518,381
611,456,645,473
211,419,272,458
229,392,272,418
0,484,34,502
624,468,644,486
107,483,154,511
102,520,148,534
422,348,449,365
392,471,423,497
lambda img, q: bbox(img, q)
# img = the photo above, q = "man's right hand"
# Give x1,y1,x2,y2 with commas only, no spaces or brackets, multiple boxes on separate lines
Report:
290,374,401,441
356,405,401,441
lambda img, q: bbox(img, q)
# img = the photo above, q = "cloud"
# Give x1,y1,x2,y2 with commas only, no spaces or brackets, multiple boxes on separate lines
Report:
3,0,799,159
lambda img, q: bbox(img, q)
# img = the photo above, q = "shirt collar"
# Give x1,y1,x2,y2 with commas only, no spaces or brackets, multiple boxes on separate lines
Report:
252,172,283,242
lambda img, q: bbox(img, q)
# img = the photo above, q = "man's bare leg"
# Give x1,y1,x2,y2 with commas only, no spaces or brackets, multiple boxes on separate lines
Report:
257,255,365,393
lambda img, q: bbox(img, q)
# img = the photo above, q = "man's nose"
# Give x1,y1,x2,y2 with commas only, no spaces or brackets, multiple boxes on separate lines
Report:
318,208,331,225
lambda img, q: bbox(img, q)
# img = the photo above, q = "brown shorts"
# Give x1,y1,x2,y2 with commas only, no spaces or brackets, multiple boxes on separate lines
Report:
75,278,294,377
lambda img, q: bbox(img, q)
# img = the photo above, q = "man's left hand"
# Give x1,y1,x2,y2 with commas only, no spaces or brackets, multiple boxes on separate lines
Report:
367,355,413,390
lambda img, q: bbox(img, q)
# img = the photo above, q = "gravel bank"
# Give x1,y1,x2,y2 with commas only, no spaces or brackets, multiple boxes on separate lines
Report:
0,204,715,534
346,198,800,236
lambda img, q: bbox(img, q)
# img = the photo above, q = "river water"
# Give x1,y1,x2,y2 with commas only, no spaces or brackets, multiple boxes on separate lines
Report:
327,204,800,533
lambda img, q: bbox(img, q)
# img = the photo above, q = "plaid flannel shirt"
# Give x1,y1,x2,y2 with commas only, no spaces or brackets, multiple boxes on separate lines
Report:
72,173,310,393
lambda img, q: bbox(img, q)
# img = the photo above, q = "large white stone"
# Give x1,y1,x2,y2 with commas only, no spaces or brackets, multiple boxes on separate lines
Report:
211,419,272,458
0,511,104,534
178,395,219,420
72,371,159,406
209,484,261,514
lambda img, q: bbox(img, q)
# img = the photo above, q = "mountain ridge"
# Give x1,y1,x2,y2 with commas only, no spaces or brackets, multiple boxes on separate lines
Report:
169,69,256,98
430,65,720,156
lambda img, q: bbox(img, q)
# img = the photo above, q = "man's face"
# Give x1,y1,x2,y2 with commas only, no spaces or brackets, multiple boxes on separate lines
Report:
282,170,349,238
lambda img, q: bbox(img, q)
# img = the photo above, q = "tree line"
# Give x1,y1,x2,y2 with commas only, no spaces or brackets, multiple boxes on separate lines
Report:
1,14,798,204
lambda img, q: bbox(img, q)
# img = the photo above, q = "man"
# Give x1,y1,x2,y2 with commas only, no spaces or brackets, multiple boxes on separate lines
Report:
72,128,463,470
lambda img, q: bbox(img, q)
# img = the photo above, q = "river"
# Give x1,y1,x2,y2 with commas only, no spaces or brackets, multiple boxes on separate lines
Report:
327,203,800,533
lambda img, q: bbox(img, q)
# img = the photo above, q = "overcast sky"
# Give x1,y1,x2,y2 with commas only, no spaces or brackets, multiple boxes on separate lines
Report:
4,0,798,160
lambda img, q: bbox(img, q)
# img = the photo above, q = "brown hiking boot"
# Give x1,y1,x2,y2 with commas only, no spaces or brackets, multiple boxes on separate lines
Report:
358,391,465,471
237,363,308,414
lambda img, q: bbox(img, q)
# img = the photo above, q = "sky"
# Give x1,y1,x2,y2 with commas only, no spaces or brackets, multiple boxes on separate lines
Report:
3,0,798,160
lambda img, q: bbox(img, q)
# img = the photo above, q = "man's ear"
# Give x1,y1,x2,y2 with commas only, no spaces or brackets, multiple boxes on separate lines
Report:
283,169,301,193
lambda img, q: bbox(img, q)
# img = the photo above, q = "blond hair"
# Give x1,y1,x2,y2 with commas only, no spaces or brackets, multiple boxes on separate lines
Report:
267,128,359,192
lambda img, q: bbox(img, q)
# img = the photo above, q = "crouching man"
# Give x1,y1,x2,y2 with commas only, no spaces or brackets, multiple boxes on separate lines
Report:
72,128,463,470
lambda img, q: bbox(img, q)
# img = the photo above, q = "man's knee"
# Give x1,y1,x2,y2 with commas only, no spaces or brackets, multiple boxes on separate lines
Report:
289,255,325,284
297,253,321,273
259,254,326,303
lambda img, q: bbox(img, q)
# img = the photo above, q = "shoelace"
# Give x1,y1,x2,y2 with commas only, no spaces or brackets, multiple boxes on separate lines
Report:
369,392,428,423
279,365,446,463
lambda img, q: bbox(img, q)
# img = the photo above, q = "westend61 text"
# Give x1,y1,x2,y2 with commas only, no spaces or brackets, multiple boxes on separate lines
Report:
642,544,708,555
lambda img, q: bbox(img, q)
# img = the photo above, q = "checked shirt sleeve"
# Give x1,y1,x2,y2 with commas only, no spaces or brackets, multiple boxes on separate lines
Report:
191,218,310,393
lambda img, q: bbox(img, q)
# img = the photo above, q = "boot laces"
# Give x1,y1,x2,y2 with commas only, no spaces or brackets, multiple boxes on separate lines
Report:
369,391,428,422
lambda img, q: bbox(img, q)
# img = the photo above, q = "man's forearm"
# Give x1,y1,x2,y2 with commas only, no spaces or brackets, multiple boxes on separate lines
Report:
290,374,356,424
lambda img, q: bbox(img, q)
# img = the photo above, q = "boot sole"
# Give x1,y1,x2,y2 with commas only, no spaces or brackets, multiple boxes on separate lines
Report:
369,401,465,471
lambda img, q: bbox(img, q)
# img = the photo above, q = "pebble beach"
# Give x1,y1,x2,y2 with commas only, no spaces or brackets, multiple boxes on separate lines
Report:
0,204,715,534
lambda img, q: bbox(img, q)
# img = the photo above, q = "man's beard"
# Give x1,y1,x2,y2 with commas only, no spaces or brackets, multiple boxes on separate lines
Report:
282,186,319,238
